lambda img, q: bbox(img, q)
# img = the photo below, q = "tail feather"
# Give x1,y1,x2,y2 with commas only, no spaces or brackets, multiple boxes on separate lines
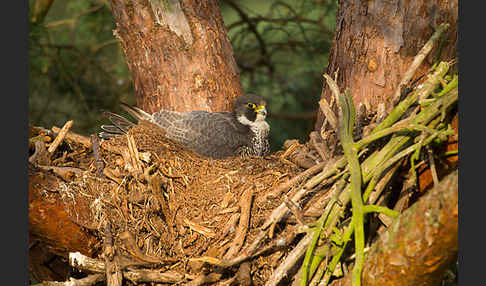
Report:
99,109,137,139
98,131,122,139
100,124,125,134
101,111,135,133
120,102,153,122
99,103,154,140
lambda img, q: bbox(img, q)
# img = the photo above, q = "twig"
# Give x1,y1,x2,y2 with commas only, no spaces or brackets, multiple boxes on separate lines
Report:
69,251,171,274
265,187,312,238
103,168,124,184
183,218,216,238
310,132,329,162
119,231,177,264
308,255,329,286
221,213,240,239
319,222,355,286
48,120,74,153
355,123,442,150
361,65,455,181
190,159,345,275
123,270,183,284
236,262,252,286
322,74,342,118
367,158,403,205
300,176,348,286
364,124,455,203
264,233,314,286
192,229,297,268
427,146,440,187
225,0,272,72
70,251,182,285
300,208,328,286
70,251,106,273
35,274,105,286
126,134,142,173
362,205,399,217
262,157,345,231
225,187,254,259
306,59,456,286
36,165,84,180
391,23,450,105
283,194,306,227
263,161,327,200
91,134,104,177
280,140,300,161
186,273,223,286
103,222,122,286
372,60,451,135
318,98,338,130
29,140,49,164
52,126,92,148
303,176,346,218
217,276,237,286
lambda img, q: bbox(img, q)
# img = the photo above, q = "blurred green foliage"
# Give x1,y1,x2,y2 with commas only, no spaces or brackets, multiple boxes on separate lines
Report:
29,0,337,150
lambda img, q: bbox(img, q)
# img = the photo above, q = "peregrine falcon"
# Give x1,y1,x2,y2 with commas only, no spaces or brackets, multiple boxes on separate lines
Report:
99,94,270,159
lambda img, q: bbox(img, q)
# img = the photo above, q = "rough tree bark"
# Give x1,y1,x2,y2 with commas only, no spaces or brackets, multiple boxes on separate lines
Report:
110,0,243,113
315,0,458,130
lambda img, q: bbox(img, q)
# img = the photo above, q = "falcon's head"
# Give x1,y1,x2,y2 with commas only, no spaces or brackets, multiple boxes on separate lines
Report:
234,94,268,126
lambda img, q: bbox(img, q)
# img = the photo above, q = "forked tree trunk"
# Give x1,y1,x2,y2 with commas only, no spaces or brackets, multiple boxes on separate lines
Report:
110,0,243,113
315,0,458,130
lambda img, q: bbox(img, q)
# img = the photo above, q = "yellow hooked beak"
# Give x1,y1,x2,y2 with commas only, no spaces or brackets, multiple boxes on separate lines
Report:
255,105,267,116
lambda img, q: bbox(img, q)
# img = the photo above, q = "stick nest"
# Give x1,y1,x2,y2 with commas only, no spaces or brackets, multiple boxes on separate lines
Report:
31,119,329,284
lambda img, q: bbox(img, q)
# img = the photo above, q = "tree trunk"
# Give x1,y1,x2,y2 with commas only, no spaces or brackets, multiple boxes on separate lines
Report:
315,0,458,130
110,0,243,113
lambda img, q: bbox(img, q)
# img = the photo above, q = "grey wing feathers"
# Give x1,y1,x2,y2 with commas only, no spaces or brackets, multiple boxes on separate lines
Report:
159,111,249,158
152,110,187,130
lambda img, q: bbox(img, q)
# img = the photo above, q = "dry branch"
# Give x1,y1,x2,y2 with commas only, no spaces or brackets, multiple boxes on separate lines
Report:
318,98,338,130
187,273,223,286
103,222,122,286
237,261,253,286
69,251,184,284
263,161,327,200
52,126,92,148
123,269,184,284
391,23,450,105
225,187,254,258
29,140,49,164
70,252,106,273
265,233,314,286
48,120,74,153
34,274,105,286
91,135,104,176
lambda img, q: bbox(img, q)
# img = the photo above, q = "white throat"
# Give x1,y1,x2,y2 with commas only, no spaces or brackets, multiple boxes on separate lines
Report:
237,114,269,133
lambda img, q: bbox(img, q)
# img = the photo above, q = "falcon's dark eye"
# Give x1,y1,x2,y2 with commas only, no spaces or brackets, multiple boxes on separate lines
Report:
247,103,256,109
